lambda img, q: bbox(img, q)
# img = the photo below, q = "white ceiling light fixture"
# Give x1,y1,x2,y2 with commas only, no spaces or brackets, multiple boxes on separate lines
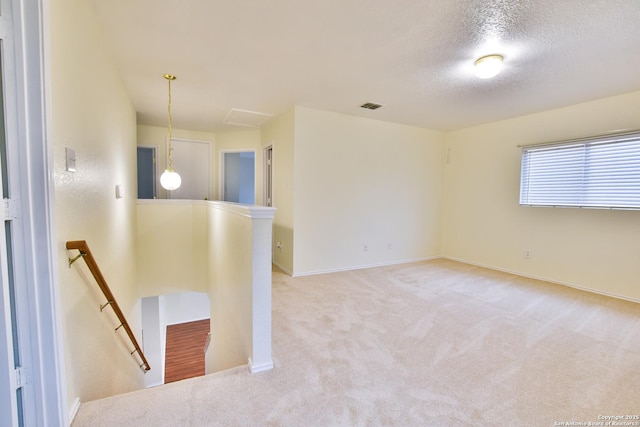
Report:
160,74,182,191
474,54,504,79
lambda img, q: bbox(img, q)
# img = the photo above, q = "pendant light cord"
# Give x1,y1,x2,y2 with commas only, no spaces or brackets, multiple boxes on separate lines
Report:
167,76,174,170
159,74,181,191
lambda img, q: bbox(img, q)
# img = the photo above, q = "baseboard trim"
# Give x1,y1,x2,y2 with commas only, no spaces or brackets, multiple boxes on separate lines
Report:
272,261,293,276
69,397,81,424
248,358,274,374
443,256,640,304
145,381,164,388
292,256,440,278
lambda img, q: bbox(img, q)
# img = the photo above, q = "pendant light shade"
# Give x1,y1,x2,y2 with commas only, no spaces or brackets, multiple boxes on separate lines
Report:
160,74,181,191
160,168,181,191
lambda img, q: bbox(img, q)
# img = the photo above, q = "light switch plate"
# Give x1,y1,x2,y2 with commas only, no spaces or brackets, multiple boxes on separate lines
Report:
115,184,124,199
65,148,76,172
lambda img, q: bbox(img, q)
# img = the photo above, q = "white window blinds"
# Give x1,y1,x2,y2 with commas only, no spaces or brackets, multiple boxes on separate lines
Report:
520,131,640,209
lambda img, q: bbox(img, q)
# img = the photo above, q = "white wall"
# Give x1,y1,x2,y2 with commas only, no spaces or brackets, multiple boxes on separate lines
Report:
161,292,210,325
206,206,254,372
50,0,143,408
141,297,163,387
262,108,295,274
137,200,208,297
293,107,445,275
443,90,640,301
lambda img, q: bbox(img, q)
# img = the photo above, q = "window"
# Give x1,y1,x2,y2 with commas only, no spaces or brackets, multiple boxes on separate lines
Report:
520,131,640,209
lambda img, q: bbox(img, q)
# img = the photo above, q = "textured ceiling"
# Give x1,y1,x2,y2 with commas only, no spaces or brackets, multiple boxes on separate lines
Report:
89,0,640,132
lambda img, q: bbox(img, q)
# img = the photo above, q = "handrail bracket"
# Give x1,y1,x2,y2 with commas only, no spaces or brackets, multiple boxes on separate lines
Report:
100,300,114,312
68,252,86,267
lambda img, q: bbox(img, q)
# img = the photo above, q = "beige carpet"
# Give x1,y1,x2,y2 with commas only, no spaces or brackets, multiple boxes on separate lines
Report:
72,259,640,426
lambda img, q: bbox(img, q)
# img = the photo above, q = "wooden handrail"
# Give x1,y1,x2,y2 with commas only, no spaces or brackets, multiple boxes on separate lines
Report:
66,240,150,372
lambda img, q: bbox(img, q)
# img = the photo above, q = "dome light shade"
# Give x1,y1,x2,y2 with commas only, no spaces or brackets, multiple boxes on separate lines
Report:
160,168,181,191
474,55,504,79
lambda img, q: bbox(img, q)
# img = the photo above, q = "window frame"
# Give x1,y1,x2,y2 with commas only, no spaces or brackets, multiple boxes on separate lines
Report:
519,130,640,210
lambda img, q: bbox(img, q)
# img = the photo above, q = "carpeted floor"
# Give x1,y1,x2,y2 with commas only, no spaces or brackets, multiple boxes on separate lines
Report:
72,259,640,426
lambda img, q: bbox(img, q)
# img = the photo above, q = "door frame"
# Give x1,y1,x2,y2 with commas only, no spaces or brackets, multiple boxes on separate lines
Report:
0,0,67,424
219,149,257,204
263,145,273,207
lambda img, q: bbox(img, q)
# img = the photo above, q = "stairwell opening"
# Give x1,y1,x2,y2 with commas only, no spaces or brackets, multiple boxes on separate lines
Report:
141,291,210,387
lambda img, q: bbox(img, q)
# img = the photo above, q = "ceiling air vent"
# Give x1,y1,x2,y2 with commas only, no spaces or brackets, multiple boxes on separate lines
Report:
360,102,383,110
224,108,273,128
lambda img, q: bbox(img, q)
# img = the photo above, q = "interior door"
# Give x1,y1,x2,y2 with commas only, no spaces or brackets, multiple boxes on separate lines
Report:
222,151,255,204
168,138,211,200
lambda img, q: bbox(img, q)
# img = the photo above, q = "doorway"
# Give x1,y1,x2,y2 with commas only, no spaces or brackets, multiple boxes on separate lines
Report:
221,151,255,204
137,146,156,199
263,146,273,207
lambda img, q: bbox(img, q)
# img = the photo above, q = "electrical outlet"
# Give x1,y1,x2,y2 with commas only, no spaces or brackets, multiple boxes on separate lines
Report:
363,244,368,252
387,242,393,250
524,250,533,259
276,241,282,251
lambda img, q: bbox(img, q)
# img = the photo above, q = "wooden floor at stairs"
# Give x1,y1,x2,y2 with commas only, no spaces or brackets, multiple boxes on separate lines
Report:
164,319,210,384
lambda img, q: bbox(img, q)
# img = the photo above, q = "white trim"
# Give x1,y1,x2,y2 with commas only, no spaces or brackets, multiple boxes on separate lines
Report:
291,256,440,278
246,205,277,220
203,332,211,354
443,256,640,304
2,0,68,424
137,199,207,205
145,381,164,389
272,261,293,276
248,358,274,374
207,200,276,220
137,199,277,220
518,128,640,149
68,397,81,423
166,136,213,161
263,145,273,207
137,199,208,206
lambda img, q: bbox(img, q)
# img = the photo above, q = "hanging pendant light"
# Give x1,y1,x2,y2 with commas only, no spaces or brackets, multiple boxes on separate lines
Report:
160,74,182,191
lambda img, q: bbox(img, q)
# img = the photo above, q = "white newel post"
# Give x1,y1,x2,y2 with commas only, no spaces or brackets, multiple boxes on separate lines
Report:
204,201,277,374
248,208,276,373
